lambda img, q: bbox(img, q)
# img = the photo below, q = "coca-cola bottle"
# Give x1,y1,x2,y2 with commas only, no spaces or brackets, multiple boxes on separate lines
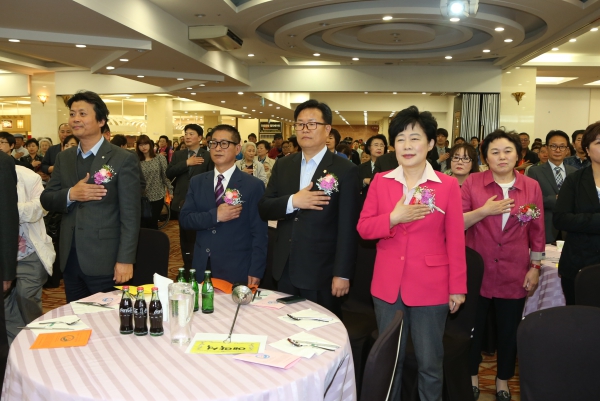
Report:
119,286,134,334
149,286,164,337
133,286,148,336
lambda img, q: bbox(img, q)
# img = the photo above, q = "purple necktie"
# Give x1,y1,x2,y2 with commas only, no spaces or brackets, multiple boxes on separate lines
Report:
215,174,225,205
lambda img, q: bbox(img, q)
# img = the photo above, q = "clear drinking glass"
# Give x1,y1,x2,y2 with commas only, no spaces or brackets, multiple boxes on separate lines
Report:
168,282,195,345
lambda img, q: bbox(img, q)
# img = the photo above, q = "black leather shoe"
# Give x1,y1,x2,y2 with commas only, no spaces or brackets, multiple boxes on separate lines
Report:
496,390,511,401
472,386,480,400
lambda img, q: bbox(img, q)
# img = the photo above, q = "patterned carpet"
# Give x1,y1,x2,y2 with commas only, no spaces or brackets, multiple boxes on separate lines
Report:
41,219,520,399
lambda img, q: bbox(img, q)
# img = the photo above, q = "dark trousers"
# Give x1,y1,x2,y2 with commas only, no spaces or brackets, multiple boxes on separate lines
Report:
174,210,196,269
277,260,342,319
141,198,164,230
0,278,8,394
561,276,576,305
469,296,526,380
63,246,116,303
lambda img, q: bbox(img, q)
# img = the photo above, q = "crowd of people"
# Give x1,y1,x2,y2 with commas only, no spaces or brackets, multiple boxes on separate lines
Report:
2,90,600,401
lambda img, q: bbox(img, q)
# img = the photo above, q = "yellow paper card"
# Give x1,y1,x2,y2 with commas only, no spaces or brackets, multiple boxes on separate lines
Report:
189,341,260,355
30,329,92,349
115,284,153,295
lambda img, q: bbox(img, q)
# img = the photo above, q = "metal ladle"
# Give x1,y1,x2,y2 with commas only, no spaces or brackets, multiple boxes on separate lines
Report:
224,284,253,343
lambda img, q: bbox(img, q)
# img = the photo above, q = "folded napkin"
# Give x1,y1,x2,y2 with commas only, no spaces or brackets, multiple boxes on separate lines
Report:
270,331,340,358
26,315,90,337
70,293,119,315
234,350,300,369
153,273,173,322
250,291,285,310
278,308,340,331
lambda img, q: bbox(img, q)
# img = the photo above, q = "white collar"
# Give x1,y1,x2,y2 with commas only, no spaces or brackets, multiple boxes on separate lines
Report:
383,161,441,188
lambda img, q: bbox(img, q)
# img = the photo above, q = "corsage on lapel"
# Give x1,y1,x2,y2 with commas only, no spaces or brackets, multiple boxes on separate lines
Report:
94,165,116,185
409,185,445,214
514,203,540,225
223,188,243,205
316,170,339,196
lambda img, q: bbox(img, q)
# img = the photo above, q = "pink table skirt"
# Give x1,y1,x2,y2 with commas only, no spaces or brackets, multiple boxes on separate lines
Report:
2,291,356,401
523,245,566,317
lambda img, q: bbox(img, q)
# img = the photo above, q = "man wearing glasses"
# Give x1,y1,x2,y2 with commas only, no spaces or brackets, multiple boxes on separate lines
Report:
166,124,214,270
180,125,267,286
258,99,360,318
527,130,576,243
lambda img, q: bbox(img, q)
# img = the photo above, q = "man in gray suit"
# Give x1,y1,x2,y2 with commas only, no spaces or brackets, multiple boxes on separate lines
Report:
41,91,141,302
527,130,576,243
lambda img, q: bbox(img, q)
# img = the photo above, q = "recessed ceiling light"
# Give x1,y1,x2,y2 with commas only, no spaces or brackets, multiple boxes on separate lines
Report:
195,14,205,18
516,67,521,69
495,27,505,32
238,92,243,95
276,107,280,109
552,47,559,51
119,58,129,62
321,23,329,27
221,100,225,103
483,49,491,53
506,72,511,74
422,92,427,95
177,78,184,80
445,56,452,59
8,39,20,43
382,16,393,21
569,38,577,42
191,92,196,95
313,53,320,56
243,106,247,109
76,44,86,48
200,84,205,86
248,53,255,57
504,39,513,43
137,75,144,78
352,57,359,61
252,109,256,112
106,66,115,70
364,92,368,94
186,87,193,90
591,28,599,32
259,112,263,114
393,92,397,94
449,17,460,22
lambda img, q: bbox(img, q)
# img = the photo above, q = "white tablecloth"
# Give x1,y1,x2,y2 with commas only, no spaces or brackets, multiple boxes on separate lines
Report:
523,245,566,317
2,291,356,401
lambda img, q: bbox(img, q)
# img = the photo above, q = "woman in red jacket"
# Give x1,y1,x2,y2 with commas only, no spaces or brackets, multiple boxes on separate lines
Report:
357,106,467,401
462,130,545,401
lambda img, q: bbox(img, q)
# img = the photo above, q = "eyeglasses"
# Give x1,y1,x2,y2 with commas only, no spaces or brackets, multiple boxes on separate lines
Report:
370,143,386,148
208,140,238,149
548,144,568,151
451,155,472,163
293,122,328,131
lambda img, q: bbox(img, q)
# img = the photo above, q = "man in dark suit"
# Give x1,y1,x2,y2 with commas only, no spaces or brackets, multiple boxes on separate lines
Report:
166,123,213,269
180,125,267,285
41,123,72,175
258,99,360,318
426,128,451,172
528,130,576,243
41,91,141,302
0,150,18,391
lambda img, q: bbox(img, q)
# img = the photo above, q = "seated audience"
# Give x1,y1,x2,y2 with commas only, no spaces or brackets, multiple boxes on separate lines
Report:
564,129,591,170
235,141,268,186
255,140,276,181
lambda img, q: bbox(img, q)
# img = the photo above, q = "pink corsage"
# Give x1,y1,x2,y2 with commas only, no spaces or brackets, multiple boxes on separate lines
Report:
94,165,115,185
514,203,540,225
409,185,445,214
316,171,339,196
223,188,243,206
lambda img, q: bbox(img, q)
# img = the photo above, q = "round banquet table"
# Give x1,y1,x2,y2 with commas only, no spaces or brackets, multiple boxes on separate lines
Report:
2,291,356,401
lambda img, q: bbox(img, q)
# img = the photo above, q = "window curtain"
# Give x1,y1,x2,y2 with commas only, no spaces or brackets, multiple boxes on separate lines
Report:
461,93,499,140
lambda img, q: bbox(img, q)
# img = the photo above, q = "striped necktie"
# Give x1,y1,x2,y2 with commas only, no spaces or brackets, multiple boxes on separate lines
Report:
554,166,563,190
215,174,225,205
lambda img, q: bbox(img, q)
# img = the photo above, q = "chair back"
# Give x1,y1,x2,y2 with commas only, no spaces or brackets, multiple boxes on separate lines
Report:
518,306,600,400
360,310,403,401
130,228,170,286
575,264,600,307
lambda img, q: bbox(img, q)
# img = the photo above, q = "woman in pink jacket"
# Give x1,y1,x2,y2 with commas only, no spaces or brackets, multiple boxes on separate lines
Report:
357,106,467,401
463,130,545,401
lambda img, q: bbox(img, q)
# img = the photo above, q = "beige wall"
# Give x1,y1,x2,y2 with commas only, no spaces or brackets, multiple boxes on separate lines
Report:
500,67,537,136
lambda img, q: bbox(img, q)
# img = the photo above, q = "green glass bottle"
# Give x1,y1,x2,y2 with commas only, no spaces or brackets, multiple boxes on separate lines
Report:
201,270,214,314
189,269,199,312
176,267,187,283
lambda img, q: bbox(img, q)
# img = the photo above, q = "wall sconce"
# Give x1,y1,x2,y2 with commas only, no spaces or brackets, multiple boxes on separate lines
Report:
512,92,525,105
37,94,48,106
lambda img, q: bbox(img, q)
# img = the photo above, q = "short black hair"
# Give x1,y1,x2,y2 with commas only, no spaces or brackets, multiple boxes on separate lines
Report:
481,129,522,165
62,134,80,147
582,121,600,157
294,99,333,125
256,140,271,151
110,134,128,147
572,129,585,143
329,128,341,147
25,138,39,148
184,124,203,137
67,91,109,127
519,132,530,139
288,136,301,151
336,142,352,158
533,138,542,143
273,133,283,141
248,133,257,140
158,135,169,144
449,143,479,174
211,124,241,144
0,132,15,148
364,134,388,156
470,136,479,142
436,128,448,138
545,130,570,145
454,137,465,144
388,105,437,145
